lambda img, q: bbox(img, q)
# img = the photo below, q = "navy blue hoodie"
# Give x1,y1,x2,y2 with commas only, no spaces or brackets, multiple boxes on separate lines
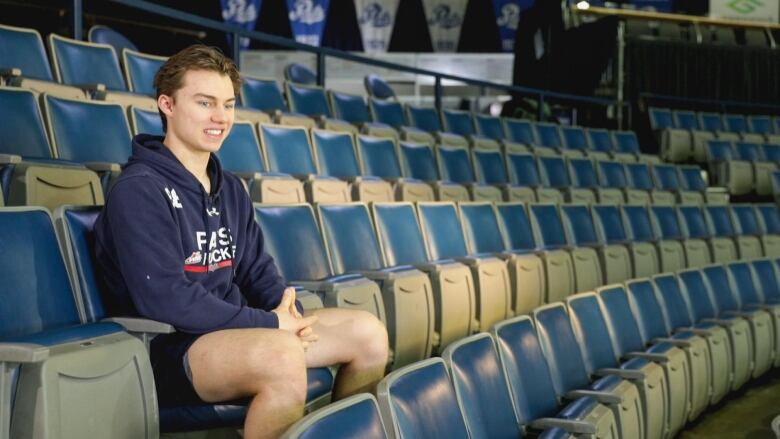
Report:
95,134,296,333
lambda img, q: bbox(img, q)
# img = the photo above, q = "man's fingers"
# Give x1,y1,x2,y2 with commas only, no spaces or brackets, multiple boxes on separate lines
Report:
296,315,318,331
298,326,313,338
277,288,294,310
299,333,319,343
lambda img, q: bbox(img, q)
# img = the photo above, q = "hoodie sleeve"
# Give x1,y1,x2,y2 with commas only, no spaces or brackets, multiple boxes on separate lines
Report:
103,177,280,333
232,184,304,314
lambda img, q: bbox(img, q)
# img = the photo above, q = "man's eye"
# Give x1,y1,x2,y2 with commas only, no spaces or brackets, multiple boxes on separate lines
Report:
225,104,235,110
198,101,211,107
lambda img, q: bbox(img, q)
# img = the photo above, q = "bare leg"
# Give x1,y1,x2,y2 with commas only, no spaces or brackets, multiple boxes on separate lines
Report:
304,308,389,399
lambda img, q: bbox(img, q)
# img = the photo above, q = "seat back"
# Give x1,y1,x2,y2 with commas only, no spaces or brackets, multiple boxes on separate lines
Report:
748,115,774,135
591,205,629,245
678,205,710,239
652,273,695,328
587,128,615,153
129,105,164,136
88,25,137,57
495,203,537,252
328,91,370,124
281,393,387,439
625,279,671,340
752,259,780,303
561,126,591,152
0,24,53,80
734,142,762,161
316,203,385,274
649,107,674,130
597,161,629,189
596,285,648,355
506,153,542,187
625,162,654,190
377,358,469,439
442,110,475,137
699,112,725,132
723,114,748,133
459,202,508,254
613,131,641,155
677,166,708,191
674,110,700,130
528,204,569,250
566,293,621,371
705,139,734,161
254,204,334,281
534,123,563,149
763,144,780,162
369,98,406,127
311,130,361,178
0,87,53,158
474,115,505,141
472,148,510,185
241,76,289,112
259,124,318,175
560,205,600,247
364,74,396,100
704,205,736,237
121,49,166,96
756,204,780,235
285,62,317,85
437,144,476,184
407,105,442,132
568,158,598,188
678,269,719,321
726,262,763,306
216,121,265,174
357,135,404,179
621,205,656,242
532,304,592,393
371,203,430,266
650,205,684,240
503,119,537,145
49,34,126,91
538,156,570,188
701,265,740,313
730,205,761,236
651,164,682,191
442,333,522,439
398,142,440,181
492,316,567,425
44,94,132,163
286,83,332,117
416,202,470,259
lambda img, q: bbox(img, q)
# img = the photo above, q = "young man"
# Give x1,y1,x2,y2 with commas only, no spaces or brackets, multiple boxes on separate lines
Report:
94,45,388,439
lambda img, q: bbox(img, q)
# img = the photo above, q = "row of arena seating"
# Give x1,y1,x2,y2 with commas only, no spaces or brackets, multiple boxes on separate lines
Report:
702,139,780,196
4,200,780,437
283,258,780,438
649,106,780,163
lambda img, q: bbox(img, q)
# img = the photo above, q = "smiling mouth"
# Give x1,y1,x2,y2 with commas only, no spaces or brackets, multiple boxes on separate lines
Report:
204,129,224,137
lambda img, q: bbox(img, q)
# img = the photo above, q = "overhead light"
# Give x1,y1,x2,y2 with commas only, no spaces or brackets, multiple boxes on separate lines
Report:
576,1,591,10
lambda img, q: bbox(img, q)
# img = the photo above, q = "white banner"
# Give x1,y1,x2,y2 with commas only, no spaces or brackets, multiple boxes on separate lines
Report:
709,0,778,23
422,0,468,52
354,0,400,53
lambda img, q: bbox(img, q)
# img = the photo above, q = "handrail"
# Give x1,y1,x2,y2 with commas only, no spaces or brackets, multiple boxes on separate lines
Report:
640,92,780,113
574,5,780,30
99,0,622,119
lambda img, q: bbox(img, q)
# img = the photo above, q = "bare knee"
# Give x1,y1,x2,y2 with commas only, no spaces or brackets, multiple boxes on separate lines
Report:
350,311,389,366
247,332,307,401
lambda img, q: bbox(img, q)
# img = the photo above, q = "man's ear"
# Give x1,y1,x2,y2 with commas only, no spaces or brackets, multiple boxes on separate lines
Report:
158,94,174,117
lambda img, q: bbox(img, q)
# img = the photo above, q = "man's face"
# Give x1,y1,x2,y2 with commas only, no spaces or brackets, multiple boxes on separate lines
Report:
161,69,236,154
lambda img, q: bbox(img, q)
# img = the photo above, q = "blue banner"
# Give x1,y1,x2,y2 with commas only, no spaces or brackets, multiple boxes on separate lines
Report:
221,0,262,50
287,0,331,47
492,0,535,52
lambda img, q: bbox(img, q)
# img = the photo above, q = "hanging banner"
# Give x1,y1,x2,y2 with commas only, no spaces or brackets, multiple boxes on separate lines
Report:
492,0,535,52
354,0,400,53
709,0,778,22
286,0,331,46
422,0,468,52
221,0,262,49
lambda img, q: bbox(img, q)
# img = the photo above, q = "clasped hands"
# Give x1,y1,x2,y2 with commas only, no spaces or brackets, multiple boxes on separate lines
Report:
273,287,319,350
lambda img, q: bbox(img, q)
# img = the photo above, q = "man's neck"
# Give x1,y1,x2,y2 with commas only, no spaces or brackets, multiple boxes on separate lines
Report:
163,134,212,193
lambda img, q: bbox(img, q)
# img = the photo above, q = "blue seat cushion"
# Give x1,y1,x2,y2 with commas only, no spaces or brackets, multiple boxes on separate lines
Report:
4,322,124,346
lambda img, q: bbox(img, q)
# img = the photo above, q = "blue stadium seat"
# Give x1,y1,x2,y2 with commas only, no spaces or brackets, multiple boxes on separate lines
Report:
363,74,396,100
648,205,688,271
310,130,393,201
565,157,601,204
474,114,506,141
625,162,675,205
597,160,646,204
704,139,753,195
529,203,599,295
756,204,780,252
649,107,692,163
751,259,780,368
0,207,156,438
280,394,387,439
355,135,435,201
128,105,163,135
613,131,658,163
620,205,661,277
472,145,536,203
328,90,371,124
492,316,620,437
284,62,317,85
459,202,545,315
121,49,166,96
748,115,777,136
736,141,778,195
703,205,744,261
87,25,138,57
406,105,468,147
534,122,565,151
441,333,523,439
560,126,591,157
566,293,669,439
317,203,434,369
504,118,554,154
505,153,562,203
651,163,703,204
285,82,357,134
376,358,469,439
677,164,729,204
561,204,631,285
0,87,54,160
436,143,502,202
732,204,780,257
702,264,774,378
366,98,437,145
533,303,644,439
596,285,691,437
590,204,635,280
677,204,718,265
241,76,289,113
678,268,752,391
586,128,616,161
371,202,476,353
258,124,349,202
416,202,511,331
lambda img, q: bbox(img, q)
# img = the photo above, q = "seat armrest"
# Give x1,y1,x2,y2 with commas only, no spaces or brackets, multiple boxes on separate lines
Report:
102,317,175,335
702,317,738,327
625,351,669,363
0,154,22,165
531,417,597,435
652,337,692,348
565,389,622,405
232,171,262,180
595,367,646,381
74,83,107,99
84,162,122,172
0,343,49,363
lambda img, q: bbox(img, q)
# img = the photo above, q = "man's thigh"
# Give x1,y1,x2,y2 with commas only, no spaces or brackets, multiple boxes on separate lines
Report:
187,327,305,403
303,308,385,368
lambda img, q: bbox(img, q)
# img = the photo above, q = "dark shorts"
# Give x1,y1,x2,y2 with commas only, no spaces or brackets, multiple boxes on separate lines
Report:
149,332,203,407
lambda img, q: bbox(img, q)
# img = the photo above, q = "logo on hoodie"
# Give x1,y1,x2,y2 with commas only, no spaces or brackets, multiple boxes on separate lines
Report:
184,251,203,264
165,187,183,209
